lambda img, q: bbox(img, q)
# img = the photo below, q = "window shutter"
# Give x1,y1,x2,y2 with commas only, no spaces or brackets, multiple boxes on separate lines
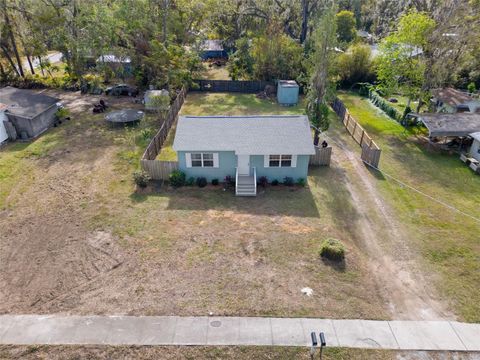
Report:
213,153,219,168
264,155,269,168
185,153,192,168
291,155,297,168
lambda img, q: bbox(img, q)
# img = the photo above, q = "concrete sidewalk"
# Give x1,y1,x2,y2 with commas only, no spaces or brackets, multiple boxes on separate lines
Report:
0,315,478,351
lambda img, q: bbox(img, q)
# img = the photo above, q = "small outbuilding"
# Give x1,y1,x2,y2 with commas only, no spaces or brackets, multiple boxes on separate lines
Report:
0,86,60,140
173,115,315,196
199,40,227,60
277,80,299,106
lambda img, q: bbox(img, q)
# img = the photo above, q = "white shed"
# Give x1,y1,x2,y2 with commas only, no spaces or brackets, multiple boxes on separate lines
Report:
0,104,9,144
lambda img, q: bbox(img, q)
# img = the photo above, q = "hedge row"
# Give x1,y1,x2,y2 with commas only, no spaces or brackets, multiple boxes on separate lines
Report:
368,90,404,122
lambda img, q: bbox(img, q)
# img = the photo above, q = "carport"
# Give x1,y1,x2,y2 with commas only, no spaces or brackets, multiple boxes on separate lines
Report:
414,113,480,138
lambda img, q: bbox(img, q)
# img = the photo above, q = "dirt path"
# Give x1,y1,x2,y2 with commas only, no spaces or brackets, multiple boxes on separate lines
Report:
329,133,453,320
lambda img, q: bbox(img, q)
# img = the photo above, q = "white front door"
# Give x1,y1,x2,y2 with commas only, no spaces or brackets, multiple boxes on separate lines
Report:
237,155,250,175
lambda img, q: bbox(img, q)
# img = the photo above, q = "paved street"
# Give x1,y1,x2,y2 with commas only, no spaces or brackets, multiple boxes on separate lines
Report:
0,315,478,351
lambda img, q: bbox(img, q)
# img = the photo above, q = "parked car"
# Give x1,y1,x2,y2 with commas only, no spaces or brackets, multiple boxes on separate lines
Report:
105,84,139,97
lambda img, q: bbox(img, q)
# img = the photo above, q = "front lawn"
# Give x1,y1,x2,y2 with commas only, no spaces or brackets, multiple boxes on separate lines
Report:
339,92,480,322
157,92,306,160
0,90,387,319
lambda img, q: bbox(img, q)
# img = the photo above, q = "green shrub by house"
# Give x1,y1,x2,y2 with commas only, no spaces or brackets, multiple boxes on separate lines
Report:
169,170,186,187
133,170,151,188
319,238,345,262
196,177,207,188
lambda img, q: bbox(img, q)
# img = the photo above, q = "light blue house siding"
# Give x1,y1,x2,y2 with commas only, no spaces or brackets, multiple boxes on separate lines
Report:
178,151,310,182
250,155,309,181
178,151,236,181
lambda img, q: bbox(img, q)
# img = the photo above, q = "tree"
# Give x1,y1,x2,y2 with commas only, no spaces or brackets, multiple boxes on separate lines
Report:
335,10,356,44
307,3,338,141
336,43,374,87
226,38,254,80
375,10,435,104
250,24,304,81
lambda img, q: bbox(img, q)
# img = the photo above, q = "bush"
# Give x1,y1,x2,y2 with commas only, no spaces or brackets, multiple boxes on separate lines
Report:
319,238,345,262
169,170,186,188
186,177,195,186
211,178,219,186
369,90,403,122
297,178,306,187
337,45,375,88
283,177,294,186
196,177,207,188
467,82,477,94
258,176,268,187
133,170,151,188
271,179,279,186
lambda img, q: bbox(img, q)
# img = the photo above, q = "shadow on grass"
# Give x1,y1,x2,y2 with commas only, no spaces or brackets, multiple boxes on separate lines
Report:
364,163,386,180
130,181,320,217
321,257,346,272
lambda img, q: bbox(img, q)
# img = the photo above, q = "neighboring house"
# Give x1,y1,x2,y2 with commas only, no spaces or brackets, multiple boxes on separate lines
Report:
199,40,227,60
0,86,60,140
172,115,315,196
357,30,373,44
0,104,9,143
96,54,132,76
431,88,480,113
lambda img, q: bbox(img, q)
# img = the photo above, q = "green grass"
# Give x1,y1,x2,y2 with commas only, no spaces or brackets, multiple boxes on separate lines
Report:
0,130,64,209
338,91,480,322
157,92,306,160
384,94,418,113
201,65,231,80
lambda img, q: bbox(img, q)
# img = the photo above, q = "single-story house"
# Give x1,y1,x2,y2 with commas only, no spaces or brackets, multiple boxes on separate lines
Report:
172,115,315,196
199,40,227,60
0,86,60,140
431,88,480,113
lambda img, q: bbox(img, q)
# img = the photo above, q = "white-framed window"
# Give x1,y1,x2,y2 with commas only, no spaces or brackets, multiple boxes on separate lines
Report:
269,155,292,167
186,153,218,168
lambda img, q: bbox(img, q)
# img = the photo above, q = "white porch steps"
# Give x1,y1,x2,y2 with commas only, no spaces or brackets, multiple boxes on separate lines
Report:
236,175,256,196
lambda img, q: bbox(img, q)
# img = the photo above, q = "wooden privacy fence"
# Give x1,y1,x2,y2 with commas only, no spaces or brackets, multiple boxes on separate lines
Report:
140,160,179,180
331,98,382,168
140,86,186,180
191,79,275,93
310,146,332,166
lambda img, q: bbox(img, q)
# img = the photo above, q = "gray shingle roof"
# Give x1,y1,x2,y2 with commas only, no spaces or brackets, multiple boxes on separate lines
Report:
173,115,315,155
0,86,59,118
415,113,480,137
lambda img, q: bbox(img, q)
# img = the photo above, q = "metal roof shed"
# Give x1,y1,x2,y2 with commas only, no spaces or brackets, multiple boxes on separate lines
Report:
277,80,299,106
414,113,480,137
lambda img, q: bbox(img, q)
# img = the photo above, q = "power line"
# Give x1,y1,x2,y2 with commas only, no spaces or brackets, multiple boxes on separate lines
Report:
317,130,480,225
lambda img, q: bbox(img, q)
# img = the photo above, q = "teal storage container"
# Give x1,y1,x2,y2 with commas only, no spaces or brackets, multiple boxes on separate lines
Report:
277,80,299,106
